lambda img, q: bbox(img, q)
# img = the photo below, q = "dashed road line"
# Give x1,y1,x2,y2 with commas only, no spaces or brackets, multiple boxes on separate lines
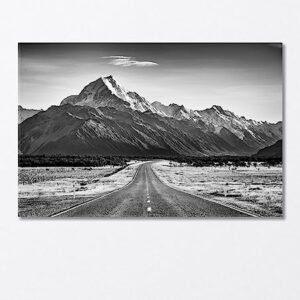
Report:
145,169,149,194
145,168,152,215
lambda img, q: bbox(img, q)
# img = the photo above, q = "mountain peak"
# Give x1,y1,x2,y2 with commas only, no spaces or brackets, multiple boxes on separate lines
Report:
152,101,162,105
151,101,190,119
169,103,181,108
169,103,188,113
212,105,225,113
60,75,156,113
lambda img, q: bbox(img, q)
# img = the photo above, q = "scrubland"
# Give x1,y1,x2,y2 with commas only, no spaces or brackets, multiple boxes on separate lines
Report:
152,161,283,217
18,161,143,217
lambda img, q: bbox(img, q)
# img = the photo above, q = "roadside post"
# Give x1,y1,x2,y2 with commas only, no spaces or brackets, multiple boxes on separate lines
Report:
73,181,75,200
244,181,249,198
224,185,227,197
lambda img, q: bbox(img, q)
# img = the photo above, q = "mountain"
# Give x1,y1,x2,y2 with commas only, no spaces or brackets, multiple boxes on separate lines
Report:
60,75,158,113
152,101,191,120
19,104,241,156
253,140,282,158
18,105,42,124
152,101,282,150
191,105,282,151
19,75,282,156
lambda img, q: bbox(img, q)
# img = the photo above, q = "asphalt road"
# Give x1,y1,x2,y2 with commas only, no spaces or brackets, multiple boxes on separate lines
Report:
53,162,253,218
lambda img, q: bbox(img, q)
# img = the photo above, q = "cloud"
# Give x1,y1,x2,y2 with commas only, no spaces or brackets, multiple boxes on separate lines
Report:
102,55,158,67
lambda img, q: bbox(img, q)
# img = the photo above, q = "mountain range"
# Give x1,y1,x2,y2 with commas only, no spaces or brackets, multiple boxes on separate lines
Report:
18,75,282,156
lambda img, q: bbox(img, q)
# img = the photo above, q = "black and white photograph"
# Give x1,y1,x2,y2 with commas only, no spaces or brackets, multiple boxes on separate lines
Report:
18,43,283,218
3,0,300,299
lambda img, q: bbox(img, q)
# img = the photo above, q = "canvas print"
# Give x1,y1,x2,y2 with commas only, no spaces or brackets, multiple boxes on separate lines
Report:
18,43,283,218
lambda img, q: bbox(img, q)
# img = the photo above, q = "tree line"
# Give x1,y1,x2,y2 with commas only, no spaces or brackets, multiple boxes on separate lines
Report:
18,154,282,168
169,155,282,167
19,155,130,167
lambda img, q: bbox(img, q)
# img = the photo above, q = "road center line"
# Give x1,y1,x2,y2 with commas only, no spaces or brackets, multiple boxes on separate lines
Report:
145,168,149,194
145,168,151,215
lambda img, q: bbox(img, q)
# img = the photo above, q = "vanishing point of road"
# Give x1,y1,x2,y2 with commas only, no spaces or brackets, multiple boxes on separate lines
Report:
53,162,254,218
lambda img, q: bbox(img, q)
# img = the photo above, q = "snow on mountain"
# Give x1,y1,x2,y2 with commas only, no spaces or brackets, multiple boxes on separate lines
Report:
193,105,254,139
18,105,42,124
152,101,190,120
18,104,244,156
55,75,282,154
193,105,282,145
60,75,157,113
152,101,281,147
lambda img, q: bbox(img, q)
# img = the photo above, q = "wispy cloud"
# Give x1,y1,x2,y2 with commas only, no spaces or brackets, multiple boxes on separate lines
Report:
102,55,158,67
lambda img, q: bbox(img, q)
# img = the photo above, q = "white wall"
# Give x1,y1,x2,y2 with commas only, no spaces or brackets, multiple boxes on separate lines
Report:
1,0,299,299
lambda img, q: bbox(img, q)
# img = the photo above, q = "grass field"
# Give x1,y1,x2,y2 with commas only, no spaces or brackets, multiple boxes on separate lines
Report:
18,161,144,217
152,160,283,217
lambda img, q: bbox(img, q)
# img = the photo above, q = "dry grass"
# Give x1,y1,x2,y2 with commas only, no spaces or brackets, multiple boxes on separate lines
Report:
18,166,119,185
152,161,283,217
18,161,144,217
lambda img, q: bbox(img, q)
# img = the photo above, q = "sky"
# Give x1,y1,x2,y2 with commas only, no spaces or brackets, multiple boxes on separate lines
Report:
19,43,282,122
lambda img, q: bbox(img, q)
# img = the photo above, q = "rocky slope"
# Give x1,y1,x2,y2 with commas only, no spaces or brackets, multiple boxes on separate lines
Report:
19,104,239,156
18,105,42,124
253,140,282,158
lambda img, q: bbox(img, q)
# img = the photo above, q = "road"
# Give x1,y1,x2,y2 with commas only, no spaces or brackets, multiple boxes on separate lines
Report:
53,162,253,218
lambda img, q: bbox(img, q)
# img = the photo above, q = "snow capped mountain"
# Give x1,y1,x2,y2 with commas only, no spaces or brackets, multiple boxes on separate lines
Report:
18,104,244,156
193,105,258,139
56,75,282,154
192,105,282,147
152,101,191,120
18,105,42,124
59,76,281,140
153,101,281,147
60,75,157,113
19,74,282,156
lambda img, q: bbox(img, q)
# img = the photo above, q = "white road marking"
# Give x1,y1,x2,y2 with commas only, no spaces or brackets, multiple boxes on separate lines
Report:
145,168,151,211
145,168,149,194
